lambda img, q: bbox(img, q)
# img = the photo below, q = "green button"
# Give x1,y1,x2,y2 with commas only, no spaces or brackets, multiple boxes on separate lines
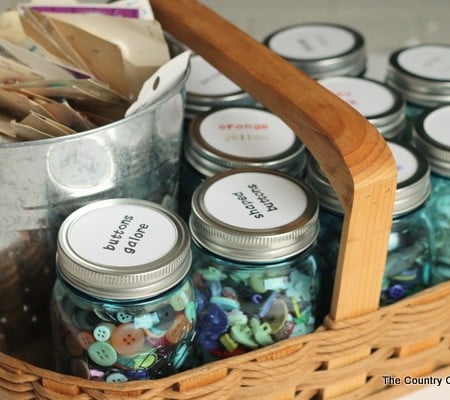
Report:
133,351,158,368
88,341,117,367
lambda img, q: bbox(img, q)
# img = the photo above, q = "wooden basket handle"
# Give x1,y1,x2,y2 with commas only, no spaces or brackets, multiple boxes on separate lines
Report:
152,0,397,321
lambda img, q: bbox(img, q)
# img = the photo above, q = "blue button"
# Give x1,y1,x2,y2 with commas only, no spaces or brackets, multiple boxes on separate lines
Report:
389,284,405,300
197,329,220,350
203,303,228,333
125,369,150,380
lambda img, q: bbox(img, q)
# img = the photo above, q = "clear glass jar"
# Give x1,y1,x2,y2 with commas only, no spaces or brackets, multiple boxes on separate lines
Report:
189,168,319,362
318,76,406,141
306,141,432,310
385,44,450,143
263,23,366,78
413,105,450,284
178,106,307,220
185,54,256,121
50,199,197,381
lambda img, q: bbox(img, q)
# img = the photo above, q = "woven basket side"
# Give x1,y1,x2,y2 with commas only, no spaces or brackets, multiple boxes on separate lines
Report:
1,282,450,400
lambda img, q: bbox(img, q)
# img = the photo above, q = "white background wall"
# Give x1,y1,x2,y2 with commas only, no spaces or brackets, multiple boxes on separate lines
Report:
2,1,449,55
201,0,450,53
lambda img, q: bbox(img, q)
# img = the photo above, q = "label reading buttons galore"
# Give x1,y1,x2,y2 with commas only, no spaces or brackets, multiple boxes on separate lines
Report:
203,172,307,229
67,203,177,267
199,108,296,158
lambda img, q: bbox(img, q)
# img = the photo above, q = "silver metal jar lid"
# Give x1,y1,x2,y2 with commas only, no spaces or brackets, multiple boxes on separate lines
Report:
185,54,255,119
305,141,430,217
413,104,450,178
184,106,306,177
189,168,319,262
385,44,450,108
57,198,192,301
263,23,366,78
318,76,405,140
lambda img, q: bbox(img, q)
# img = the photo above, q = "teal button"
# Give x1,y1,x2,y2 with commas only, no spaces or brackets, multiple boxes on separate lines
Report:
106,372,128,383
116,311,133,323
88,341,117,367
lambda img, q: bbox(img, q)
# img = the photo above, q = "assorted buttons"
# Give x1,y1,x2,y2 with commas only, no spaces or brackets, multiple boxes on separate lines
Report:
50,199,197,381
189,168,320,361
306,142,433,309
52,277,196,380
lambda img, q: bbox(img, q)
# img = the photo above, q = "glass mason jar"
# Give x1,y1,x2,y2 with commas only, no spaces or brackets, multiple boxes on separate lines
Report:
178,106,307,220
306,141,432,310
318,76,406,141
413,105,450,284
50,199,197,381
189,168,320,362
263,22,366,79
385,44,450,143
184,54,256,121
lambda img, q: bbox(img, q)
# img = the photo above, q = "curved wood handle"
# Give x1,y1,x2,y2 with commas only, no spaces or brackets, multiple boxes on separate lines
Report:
152,0,397,321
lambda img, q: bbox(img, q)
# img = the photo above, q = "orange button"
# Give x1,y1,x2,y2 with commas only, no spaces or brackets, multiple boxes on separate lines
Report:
110,323,146,355
165,313,190,344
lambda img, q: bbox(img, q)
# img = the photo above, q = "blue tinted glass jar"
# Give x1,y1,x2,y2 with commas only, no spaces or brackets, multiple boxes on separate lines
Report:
178,106,307,221
189,168,319,362
50,199,197,381
306,141,432,310
318,76,406,141
385,44,450,143
185,54,256,121
413,105,450,284
263,23,366,78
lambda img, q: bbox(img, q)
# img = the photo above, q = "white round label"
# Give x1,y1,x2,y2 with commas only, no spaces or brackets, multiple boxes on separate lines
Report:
389,142,418,183
67,203,177,267
423,105,450,146
268,25,355,59
319,76,395,116
397,45,450,80
203,172,307,229
200,108,296,158
186,55,241,96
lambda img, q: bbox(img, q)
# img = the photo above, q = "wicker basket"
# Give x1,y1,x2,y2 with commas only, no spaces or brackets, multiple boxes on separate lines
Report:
1,1,449,399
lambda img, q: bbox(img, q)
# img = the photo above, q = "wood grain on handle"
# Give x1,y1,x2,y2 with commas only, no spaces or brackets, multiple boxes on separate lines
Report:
151,0,397,322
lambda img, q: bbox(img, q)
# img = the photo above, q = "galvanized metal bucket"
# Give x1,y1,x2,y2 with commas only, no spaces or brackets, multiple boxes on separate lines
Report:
0,39,189,360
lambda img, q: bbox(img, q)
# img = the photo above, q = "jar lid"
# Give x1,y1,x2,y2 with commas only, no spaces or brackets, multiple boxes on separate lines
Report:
385,44,450,108
318,76,405,140
185,54,254,117
57,198,192,301
263,23,366,78
185,107,306,177
189,168,319,262
413,104,450,177
306,142,430,217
